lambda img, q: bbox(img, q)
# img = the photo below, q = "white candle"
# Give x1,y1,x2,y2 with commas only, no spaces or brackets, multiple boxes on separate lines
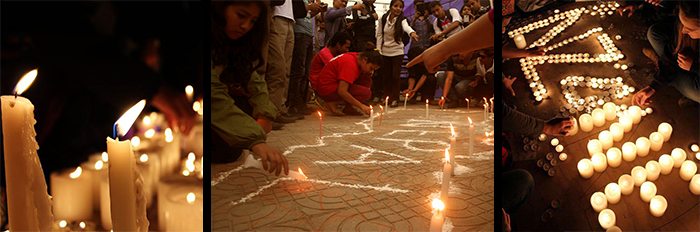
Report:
578,159,594,178
646,161,661,181
441,149,453,202
631,166,647,186
607,226,622,232
659,154,674,175
628,105,642,124
592,108,606,127
468,117,474,156
81,155,104,209
658,122,672,142
538,134,547,141
639,181,657,203
591,153,607,172
425,100,429,118
559,153,568,161
606,148,622,168
100,167,113,230
403,93,408,109
1,70,54,231
603,102,616,121
605,183,621,204
680,160,697,181
609,123,623,142
588,139,603,156
690,174,700,195
384,96,389,111
555,145,564,153
590,192,608,212
618,174,634,195
649,195,667,217
318,111,323,138
137,154,159,207
650,132,664,152
429,198,445,232
51,167,93,221
692,144,699,153
550,138,559,146
622,142,637,162
636,137,651,157
598,209,616,229
599,130,613,150
671,148,687,168
619,113,633,133
579,114,594,132
514,34,527,49
163,188,203,232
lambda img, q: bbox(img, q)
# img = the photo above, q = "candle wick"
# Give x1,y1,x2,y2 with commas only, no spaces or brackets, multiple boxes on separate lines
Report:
14,91,18,99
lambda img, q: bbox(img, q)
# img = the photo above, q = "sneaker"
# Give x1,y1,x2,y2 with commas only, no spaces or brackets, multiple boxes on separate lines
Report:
271,121,285,130
274,114,297,123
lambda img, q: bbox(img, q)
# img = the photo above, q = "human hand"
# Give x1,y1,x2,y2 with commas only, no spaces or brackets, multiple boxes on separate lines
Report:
406,43,450,73
407,90,417,98
430,34,442,41
617,5,637,17
645,0,663,7
307,2,322,13
150,86,196,134
256,117,273,134
251,143,289,176
503,75,517,96
503,209,511,232
632,86,656,106
410,32,420,42
360,104,372,115
678,53,693,71
351,3,365,11
438,97,446,108
543,117,574,136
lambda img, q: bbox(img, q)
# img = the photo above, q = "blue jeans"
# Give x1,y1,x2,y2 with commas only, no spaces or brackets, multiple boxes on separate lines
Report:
648,20,700,103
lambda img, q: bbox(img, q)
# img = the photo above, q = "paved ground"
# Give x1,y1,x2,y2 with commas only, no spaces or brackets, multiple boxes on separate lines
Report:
211,104,494,231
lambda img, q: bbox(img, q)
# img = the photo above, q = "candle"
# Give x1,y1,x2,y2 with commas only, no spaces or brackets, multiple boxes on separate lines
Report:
619,113,633,133
555,145,564,153
440,96,445,109
370,105,374,130
628,105,642,124
636,137,651,157
609,123,623,142
465,98,470,111
108,100,148,232
590,192,608,212
384,96,389,111
658,122,672,142
631,166,647,186
538,134,547,142
317,111,323,138
185,85,194,102
513,34,527,49
449,125,456,175
606,148,622,168
659,154,674,175
100,170,112,230
599,130,613,150
650,132,664,152
692,144,699,153
51,167,93,221
429,198,445,232
137,154,159,207
579,114,594,132
598,209,616,229
622,142,637,162
81,156,105,209
588,139,603,156
162,189,203,232
559,153,568,161
690,175,700,195
1,69,54,231
605,183,621,204
639,181,656,202
618,174,634,195
591,153,608,172
671,148,687,168
649,195,667,217
550,138,559,146
603,102,616,121
680,160,697,181
441,149,453,202
468,117,474,156
592,108,606,127
607,226,622,232
578,159,594,178
403,93,408,109
646,161,661,181
425,100,429,118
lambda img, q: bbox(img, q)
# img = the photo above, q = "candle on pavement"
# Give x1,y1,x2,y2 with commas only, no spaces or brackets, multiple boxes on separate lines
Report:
636,137,651,157
591,192,607,212
671,148,687,168
622,142,637,162
578,159,594,178
650,132,664,152
605,183,621,204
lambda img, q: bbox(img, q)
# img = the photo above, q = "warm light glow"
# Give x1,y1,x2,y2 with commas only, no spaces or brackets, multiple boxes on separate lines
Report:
426,99,429,104
131,136,141,147
186,192,196,204
95,160,104,170
69,167,82,179
186,160,196,172
79,221,86,229
102,152,109,162
450,123,456,137
58,220,68,228
298,168,306,178
188,152,196,162
193,101,201,112
144,128,156,139
444,149,450,162
431,198,445,211
467,117,473,126
165,128,174,142
317,111,322,118
139,154,149,163
143,115,152,126
185,85,194,97
116,100,147,137
14,69,38,95
182,169,191,176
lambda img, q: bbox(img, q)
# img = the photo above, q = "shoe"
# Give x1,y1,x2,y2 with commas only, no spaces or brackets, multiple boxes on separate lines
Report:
271,122,285,130
390,100,399,108
274,114,297,123
285,112,304,120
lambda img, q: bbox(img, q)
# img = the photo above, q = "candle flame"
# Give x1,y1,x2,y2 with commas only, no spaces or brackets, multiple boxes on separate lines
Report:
444,149,450,162
144,128,156,139
467,117,473,126
426,99,429,104
143,115,152,126
131,136,141,147
58,220,68,228
14,69,38,95
406,93,409,97
165,128,174,142
139,154,149,163
193,101,201,112
431,198,445,211
317,111,322,118
482,97,487,104
116,100,147,137
186,192,196,204
188,152,196,162
79,221,86,229
182,169,191,176
385,96,389,102
379,105,384,113
69,167,82,179
186,160,196,172
185,85,194,96
298,167,307,178
95,160,104,170
102,152,109,162
450,123,456,137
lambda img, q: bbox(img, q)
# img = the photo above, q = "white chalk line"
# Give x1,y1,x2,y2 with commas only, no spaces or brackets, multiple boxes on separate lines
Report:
313,145,421,165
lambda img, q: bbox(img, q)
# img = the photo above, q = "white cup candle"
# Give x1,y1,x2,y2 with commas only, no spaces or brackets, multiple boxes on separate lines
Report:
163,187,203,232
551,138,559,146
51,167,93,221
692,144,700,153
592,153,608,172
429,198,445,232
579,114,594,132
592,109,606,127
588,139,603,156
658,122,672,142
619,114,633,133
609,123,623,142
628,105,642,124
671,148,687,168
622,142,637,162
650,132,664,152
636,137,651,157
605,183,621,204
591,192,608,212
513,34,527,49
618,174,634,195
555,145,564,153
640,181,657,202
603,102,616,121
690,174,700,195
632,166,647,187
599,131,613,150
646,161,661,181
649,195,667,217
578,159,594,178
680,160,697,181
659,154,674,175
606,148,622,168
598,209,616,229
559,153,568,161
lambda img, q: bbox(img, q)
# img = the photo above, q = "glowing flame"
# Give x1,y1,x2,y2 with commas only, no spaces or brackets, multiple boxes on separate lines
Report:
95,160,104,170
186,160,196,172
467,117,473,126
144,129,156,139
186,192,196,204
115,100,147,137
131,136,141,147
142,115,152,127
379,105,384,113
14,69,38,95
298,168,306,178
182,169,191,176
444,149,450,162
139,154,149,163
79,221,86,229
483,97,487,104
450,123,456,137
431,198,445,211
185,85,194,97
69,167,82,179
165,128,174,142
102,152,109,162
187,152,196,162
426,99,429,104
58,220,68,228
193,101,201,112
406,93,409,97
317,111,322,118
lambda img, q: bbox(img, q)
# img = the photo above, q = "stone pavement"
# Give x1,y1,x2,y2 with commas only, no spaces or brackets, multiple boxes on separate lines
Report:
211,104,495,231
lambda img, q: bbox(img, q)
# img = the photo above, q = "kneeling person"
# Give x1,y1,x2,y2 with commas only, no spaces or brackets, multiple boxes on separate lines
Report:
313,50,381,115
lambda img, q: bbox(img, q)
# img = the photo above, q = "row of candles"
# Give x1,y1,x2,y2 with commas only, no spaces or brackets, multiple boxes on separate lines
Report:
507,1,619,39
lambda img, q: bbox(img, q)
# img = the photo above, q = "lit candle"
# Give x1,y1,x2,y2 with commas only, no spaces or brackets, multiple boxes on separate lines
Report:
628,105,642,124
650,132,664,152
539,134,547,141
603,102,616,121
465,98,470,111
609,123,623,142
659,154,674,175
579,114,594,132
692,144,699,153
318,111,323,138
384,96,389,111
622,142,637,162
559,153,568,161
588,139,603,156
649,195,667,217
619,113,633,133
631,166,647,186
590,192,608,212
618,174,634,195
1,69,53,231
680,160,697,181
671,148,687,168
690,174,700,195
440,96,445,109
555,145,564,153
100,170,112,230
639,181,656,203
137,154,157,207
592,108,606,127
658,122,672,142
185,85,194,102
551,138,559,146
425,100,429,118
578,159,594,178
287,168,308,181
51,167,93,221
162,186,203,231
404,93,408,109
429,198,445,232
598,209,616,229
81,155,105,209
605,183,621,204
370,105,374,130
599,131,613,150
468,117,474,156
646,161,661,181
636,137,651,157
441,149,453,202
606,148,622,168
592,153,607,172
514,34,527,49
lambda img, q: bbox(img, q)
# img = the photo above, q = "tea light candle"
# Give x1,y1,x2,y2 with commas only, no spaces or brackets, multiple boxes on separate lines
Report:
659,154,674,175
592,108,606,127
588,139,603,156
632,166,647,186
628,105,642,124
606,148,622,168
692,144,699,153
609,123,623,142
618,174,634,195
619,114,633,133
551,138,559,146
578,159,594,178
559,153,568,161
636,137,651,157
599,131,613,150
555,145,564,153
622,142,637,162
579,114,594,132
592,153,608,172
607,226,622,232
646,161,661,181
649,195,667,217
51,167,93,221
671,148,687,168
514,34,527,49
591,192,608,212
650,132,664,152
429,198,445,232
598,209,616,229
690,174,700,195
639,181,656,203
603,102,616,121
680,160,697,181
658,122,672,142
605,183,621,204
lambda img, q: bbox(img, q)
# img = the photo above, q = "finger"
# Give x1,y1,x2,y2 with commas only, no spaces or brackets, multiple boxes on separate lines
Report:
406,54,424,68
260,154,269,172
281,155,289,175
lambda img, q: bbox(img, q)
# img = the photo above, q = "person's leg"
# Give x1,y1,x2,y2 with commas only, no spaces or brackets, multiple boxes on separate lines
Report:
420,75,438,103
435,71,446,101
287,33,312,113
348,84,372,103
389,55,403,104
380,55,393,102
282,20,296,112
501,169,534,213
453,78,470,100
301,35,314,112
669,72,700,103
647,19,676,66
266,17,294,115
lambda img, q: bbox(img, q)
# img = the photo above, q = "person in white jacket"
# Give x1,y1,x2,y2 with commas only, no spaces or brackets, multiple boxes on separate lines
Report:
375,0,418,107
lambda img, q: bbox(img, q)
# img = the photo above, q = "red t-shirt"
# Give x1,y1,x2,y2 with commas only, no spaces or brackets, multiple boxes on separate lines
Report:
315,52,365,96
310,47,334,88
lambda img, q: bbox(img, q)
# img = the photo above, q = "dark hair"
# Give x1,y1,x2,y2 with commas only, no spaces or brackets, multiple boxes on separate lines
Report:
360,50,382,65
381,0,407,44
429,1,442,10
328,31,352,47
211,1,269,88
675,1,699,57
